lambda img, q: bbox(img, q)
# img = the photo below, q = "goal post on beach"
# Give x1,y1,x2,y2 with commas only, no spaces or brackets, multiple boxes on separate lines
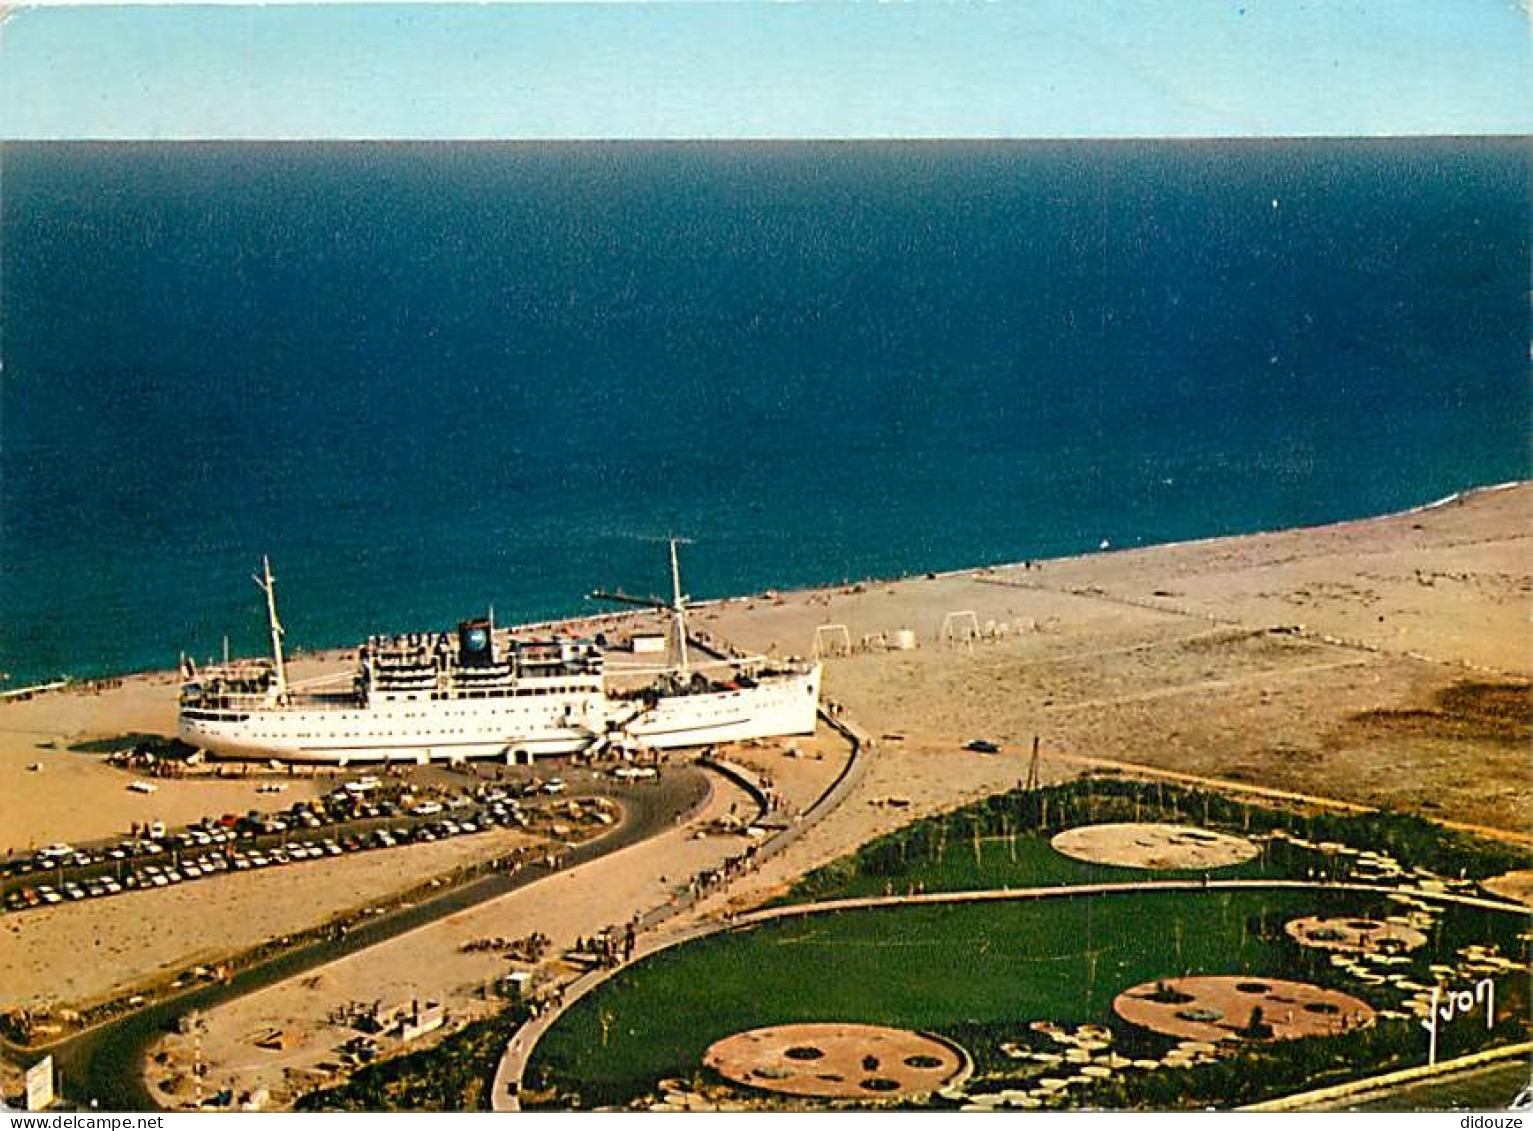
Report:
938,611,980,648
812,624,852,658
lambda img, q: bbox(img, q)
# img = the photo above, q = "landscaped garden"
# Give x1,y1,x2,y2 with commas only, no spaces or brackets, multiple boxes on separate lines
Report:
525,776,1531,1110
783,775,1530,904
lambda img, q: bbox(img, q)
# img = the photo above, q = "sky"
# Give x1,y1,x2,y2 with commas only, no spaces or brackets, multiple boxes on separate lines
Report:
0,1,1529,140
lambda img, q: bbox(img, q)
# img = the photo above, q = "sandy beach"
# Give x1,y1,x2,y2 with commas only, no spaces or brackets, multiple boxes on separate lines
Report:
0,659,350,853
1,482,1526,1108
6,485,1523,851
699,482,1530,832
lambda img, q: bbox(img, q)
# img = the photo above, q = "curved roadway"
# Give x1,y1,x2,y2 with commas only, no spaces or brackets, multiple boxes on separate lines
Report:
7,765,711,1112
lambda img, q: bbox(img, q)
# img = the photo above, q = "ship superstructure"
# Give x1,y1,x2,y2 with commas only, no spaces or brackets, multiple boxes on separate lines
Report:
178,549,820,764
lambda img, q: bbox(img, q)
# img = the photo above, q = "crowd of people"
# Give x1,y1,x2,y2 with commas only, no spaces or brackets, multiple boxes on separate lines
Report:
570,921,638,969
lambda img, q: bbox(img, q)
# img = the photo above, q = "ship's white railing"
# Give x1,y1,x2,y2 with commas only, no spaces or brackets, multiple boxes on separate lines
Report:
191,694,359,714
605,655,772,678
290,671,356,691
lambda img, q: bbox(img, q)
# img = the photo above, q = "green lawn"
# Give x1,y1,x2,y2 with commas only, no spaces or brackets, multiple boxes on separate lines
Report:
785,830,1295,902
529,777,1531,1110
529,888,1326,1107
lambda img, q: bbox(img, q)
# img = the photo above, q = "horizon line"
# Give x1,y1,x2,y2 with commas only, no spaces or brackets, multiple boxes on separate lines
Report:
4,133,1528,145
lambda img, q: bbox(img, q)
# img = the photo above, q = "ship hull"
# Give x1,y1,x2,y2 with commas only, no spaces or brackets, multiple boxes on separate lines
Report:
178,666,821,764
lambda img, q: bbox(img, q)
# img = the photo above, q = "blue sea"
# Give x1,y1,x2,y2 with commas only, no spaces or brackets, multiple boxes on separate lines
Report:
1,140,1526,685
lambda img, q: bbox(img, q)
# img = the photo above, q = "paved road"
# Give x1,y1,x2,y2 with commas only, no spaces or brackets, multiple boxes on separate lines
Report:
1318,1058,1531,1111
7,764,710,1112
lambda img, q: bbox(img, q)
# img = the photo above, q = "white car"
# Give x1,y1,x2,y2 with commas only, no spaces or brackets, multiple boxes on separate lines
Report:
410,801,443,817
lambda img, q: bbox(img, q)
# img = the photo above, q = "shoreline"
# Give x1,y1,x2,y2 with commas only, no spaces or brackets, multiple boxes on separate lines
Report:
2,475,1525,850
5,480,1525,693
0,476,1526,1109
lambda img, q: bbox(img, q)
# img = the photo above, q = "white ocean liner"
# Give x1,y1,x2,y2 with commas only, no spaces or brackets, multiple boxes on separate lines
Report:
177,545,821,764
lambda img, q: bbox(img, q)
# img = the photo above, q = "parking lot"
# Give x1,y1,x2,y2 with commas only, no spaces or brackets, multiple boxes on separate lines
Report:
2,766,626,913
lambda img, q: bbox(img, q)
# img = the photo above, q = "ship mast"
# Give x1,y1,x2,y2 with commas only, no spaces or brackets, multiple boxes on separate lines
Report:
669,538,690,677
587,538,697,678
254,555,289,702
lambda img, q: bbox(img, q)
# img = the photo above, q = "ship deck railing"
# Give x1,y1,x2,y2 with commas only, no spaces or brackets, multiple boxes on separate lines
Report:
183,690,365,713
